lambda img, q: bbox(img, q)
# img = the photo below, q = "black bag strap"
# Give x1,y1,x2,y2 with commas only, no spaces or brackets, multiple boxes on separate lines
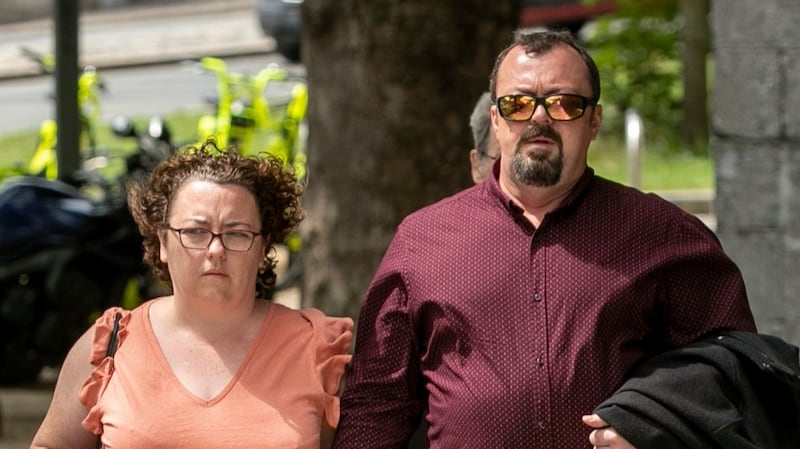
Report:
105,312,123,358
97,311,123,449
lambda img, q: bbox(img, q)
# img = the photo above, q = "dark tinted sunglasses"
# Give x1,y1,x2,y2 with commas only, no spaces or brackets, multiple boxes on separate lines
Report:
496,94,597,122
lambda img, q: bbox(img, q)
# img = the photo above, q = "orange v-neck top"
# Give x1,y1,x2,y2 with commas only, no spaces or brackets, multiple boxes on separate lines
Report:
79,300,353,449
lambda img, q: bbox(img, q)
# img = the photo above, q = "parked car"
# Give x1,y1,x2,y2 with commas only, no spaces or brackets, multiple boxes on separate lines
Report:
256,0,616,62
256,0,303,62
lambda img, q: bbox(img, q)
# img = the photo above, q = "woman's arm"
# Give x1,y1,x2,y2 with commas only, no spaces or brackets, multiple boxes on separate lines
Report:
30,328,98,449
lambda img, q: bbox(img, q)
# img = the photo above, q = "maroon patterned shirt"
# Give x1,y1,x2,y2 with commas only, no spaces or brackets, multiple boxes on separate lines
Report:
333,168,756,449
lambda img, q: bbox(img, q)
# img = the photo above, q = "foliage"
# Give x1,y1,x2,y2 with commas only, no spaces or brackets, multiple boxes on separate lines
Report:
582,0,685,148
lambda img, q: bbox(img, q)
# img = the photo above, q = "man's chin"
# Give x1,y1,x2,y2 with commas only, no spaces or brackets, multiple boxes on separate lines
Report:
520,176,560,187
513,160,562,186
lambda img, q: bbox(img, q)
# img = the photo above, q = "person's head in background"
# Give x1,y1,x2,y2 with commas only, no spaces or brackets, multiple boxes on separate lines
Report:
468,92,501,184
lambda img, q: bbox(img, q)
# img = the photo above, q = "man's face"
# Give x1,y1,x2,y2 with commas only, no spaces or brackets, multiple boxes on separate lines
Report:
491,44,602,190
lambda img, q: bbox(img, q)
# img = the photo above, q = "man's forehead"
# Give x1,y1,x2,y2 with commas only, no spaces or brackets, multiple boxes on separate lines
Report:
497,45,589,91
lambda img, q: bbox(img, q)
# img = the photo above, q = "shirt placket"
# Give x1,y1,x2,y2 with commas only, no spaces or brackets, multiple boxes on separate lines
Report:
529,231,552,446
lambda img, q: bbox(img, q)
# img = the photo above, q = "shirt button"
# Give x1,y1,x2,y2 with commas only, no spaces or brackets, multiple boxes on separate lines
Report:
537,421,546,429
535,356,544,366
533,293,542,302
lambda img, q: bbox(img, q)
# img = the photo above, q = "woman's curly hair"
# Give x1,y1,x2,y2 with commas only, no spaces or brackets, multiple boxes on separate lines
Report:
127,139,304,300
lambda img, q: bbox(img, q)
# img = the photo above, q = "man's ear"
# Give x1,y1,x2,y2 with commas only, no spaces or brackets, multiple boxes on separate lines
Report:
590,104,603,140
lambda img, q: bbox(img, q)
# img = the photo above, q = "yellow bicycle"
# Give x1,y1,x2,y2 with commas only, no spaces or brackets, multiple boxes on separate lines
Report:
192,56,308,182
21,47,107,181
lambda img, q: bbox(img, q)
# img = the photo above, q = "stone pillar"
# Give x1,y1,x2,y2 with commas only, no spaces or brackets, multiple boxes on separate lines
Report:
712,0,800,346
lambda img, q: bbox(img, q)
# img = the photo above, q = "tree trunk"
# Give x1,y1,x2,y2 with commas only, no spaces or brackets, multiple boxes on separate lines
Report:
680,0,709,148
301,0,518,319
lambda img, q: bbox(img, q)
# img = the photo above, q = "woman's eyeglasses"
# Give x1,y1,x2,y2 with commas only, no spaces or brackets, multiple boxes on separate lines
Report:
164,226,261,252
496,94,597,122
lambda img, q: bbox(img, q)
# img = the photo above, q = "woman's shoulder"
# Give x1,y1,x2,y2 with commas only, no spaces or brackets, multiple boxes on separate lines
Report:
269,303,354,342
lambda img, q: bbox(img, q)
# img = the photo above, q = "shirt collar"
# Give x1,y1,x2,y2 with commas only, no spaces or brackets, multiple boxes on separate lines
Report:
486,162,596,221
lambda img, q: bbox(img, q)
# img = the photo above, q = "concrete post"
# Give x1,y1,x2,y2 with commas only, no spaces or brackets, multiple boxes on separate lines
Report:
712,0,800,346
625,108,643,189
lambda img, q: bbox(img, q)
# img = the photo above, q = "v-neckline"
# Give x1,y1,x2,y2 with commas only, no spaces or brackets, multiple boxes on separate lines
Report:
142,299,276,406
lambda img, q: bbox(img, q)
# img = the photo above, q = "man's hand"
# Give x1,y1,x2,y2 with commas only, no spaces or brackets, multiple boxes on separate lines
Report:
581,414,636,449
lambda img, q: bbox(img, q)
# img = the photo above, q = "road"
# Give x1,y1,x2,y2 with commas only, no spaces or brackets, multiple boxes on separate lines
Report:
0,0,302,137
0,54,305,136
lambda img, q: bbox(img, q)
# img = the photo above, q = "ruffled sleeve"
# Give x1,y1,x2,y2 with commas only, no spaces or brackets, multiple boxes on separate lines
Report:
300,307,353,429
78,306,131,435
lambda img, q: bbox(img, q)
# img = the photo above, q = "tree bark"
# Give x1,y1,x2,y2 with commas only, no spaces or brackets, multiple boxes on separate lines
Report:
680,0,709,148
301,0,518,319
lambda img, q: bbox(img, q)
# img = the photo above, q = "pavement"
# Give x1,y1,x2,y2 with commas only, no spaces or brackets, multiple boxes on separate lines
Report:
0,0,273,80
0,2,290,447
0,386,52,449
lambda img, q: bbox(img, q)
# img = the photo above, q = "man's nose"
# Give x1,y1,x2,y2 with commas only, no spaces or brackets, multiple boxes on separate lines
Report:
530,102,552,123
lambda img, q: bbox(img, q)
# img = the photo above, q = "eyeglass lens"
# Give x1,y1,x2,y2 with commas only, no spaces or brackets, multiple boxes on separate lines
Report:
497,94,592,121
174,228,258,251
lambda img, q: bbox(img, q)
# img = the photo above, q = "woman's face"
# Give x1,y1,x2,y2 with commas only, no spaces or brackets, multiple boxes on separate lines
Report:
160,180,265,304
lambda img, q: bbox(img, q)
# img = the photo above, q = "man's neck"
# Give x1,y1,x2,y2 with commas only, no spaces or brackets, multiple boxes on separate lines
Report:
498,178,574,228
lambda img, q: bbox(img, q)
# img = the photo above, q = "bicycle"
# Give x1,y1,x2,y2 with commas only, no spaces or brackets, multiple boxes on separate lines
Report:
189,56,309,295
19,46,108,181
189,56,308,182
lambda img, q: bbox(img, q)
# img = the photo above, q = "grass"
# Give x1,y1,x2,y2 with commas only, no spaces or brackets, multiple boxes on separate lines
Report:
0,112,202,176
0,116,713,191
588,135,713,191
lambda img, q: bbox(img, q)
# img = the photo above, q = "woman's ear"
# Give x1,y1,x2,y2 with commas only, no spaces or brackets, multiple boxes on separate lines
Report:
159,230,169,264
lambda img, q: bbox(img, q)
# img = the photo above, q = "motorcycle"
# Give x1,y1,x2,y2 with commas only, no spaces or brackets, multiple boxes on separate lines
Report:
0,176,140,383
0,116,173,385
109,114,175,185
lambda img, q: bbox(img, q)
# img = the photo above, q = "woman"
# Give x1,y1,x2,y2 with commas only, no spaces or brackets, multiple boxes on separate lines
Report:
30,140,353,449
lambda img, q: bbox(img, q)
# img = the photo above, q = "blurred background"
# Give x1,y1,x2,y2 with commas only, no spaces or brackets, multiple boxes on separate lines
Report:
0,0,798,447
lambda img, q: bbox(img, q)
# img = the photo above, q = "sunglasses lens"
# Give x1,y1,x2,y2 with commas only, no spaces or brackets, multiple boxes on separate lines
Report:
545,95,586,120
498,95,535,121
497,94,591,121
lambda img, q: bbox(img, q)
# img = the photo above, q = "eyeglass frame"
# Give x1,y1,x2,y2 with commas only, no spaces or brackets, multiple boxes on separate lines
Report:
495,93,598,122
162,225,263,252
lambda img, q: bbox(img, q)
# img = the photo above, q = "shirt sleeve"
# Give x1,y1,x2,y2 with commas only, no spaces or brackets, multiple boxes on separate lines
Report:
660,215,757,345
333,231,427,449
78,307,132,435
299,307,354,429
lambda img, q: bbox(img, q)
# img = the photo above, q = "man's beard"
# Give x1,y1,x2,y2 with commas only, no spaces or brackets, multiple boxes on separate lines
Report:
512,123,563,187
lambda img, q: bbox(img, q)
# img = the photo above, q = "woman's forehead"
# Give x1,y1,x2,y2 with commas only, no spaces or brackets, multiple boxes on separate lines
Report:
170,181,258,219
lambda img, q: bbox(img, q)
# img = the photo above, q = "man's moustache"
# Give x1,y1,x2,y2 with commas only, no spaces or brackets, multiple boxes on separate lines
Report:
519,124,561,145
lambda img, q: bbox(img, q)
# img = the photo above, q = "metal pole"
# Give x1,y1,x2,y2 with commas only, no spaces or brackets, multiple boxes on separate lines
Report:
54,0,81,181
625,108,643,189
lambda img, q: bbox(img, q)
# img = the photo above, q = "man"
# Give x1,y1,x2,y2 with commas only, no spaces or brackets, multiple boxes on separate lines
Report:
332,30,756,449
468,91,500,183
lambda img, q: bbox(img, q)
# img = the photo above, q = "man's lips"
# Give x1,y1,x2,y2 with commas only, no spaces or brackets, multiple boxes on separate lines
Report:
521,136,556,148
530,137,555,144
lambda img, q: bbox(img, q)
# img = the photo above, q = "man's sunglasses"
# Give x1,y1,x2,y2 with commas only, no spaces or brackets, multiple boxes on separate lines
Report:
496,94,597,122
